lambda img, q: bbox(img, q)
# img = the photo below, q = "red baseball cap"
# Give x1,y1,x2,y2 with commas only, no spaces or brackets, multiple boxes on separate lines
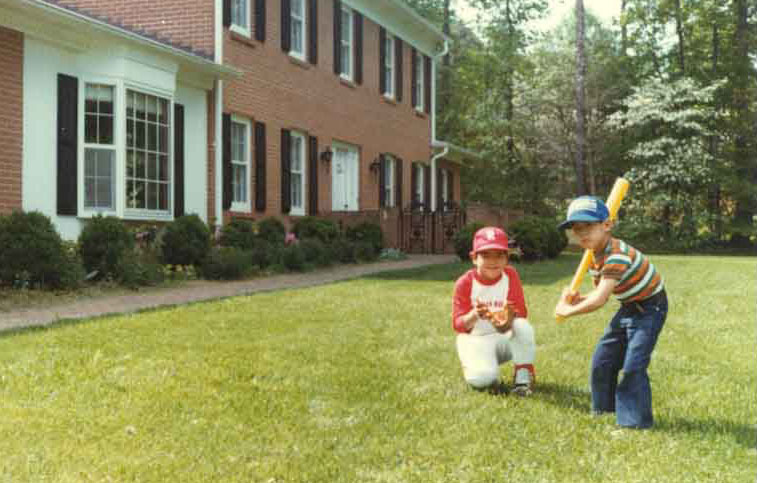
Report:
471,227,509,254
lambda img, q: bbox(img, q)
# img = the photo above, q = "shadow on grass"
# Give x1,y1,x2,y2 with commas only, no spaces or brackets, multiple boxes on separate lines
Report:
654,416,757,449
535,381,592,413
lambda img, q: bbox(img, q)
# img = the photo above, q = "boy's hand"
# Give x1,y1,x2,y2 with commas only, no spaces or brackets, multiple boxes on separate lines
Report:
491,303,516,333
561,287,583,305
474,298,491,319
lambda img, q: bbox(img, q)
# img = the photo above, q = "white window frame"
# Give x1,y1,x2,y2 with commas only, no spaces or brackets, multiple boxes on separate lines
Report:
331,141,360,212
340,6,354,81
124,88,172,218
384,33,395,99
290,0,307,61
441,168,450,210
383,155,396,208
230,0,251,37
289,131,307,216
414,50,424,111
231,115,252,212
414,163,425,210
82,83,117,213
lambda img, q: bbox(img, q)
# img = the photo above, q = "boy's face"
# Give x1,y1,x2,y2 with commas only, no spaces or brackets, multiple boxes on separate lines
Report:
571,221,612,251
471,249,508,281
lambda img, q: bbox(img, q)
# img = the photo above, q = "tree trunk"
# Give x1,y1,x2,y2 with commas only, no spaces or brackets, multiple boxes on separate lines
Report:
674,0,685,75
574,0,588,195
709,20,721,238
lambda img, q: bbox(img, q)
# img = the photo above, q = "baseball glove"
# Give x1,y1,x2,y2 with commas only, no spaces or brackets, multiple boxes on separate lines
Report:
490,305,515,333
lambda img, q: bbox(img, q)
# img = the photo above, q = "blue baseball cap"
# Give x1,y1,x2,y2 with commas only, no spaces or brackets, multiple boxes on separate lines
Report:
558,196,609,230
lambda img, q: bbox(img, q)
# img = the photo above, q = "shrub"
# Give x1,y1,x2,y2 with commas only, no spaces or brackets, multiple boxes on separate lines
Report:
346,222,383,253
509,217,566,261
257,217,286,245
453,222,486,261
331,238,357,264
115,249,165,289
354,241,379,262
292,217,340,244
161,215,211,266
281,244,307,271
0,211,76,289
201,247,254,280
78,215,134,278
251,239,282,269
219,218,257,251
298,238,330,266
379,248,407,261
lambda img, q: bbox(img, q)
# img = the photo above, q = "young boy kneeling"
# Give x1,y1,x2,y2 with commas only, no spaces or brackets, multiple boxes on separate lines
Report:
452,227,536,395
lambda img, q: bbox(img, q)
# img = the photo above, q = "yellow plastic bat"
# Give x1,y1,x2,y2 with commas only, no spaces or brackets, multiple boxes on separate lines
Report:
556,178,630,323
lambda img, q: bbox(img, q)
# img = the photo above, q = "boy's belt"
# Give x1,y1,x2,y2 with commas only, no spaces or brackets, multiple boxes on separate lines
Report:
622,289,666,311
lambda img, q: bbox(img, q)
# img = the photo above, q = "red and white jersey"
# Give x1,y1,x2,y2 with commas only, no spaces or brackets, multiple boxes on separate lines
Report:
452,267,528,335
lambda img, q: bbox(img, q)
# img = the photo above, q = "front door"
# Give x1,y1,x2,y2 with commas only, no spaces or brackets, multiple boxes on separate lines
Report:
332,144,359,211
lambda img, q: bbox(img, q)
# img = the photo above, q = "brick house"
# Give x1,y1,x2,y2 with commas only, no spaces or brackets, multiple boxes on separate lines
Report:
0,0,474,252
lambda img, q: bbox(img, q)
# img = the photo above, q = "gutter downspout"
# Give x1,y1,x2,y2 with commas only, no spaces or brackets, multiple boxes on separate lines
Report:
214,0,224,233
429,39,450,212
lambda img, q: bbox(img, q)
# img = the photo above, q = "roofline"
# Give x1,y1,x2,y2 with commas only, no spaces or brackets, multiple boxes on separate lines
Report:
432,140,482,161
389,0,451,44
20,0,240,79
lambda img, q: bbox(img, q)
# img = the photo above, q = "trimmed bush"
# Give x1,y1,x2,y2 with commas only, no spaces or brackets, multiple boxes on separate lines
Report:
161,215,211,266
292,217,340,244
299,238,330,266
220,218,257,251
509,217,566,261
116,249,165,289
281,244,307,271
0,211,79,289
354,241,379,262
257,217,286,245
453,222,486,261
201,247,254,280
331,238,357,264
346,222,383,253
78,215,134,278
251,239,282,269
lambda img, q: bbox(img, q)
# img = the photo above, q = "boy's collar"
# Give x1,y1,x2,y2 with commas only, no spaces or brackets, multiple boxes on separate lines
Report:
473,269,503,285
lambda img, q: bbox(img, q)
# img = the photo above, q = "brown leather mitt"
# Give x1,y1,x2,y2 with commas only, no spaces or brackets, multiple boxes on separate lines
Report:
490,305,515,333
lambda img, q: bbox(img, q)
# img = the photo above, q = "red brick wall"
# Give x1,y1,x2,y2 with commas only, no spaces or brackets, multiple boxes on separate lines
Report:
0,27,23,215
222,1,434,232
50,0,215,57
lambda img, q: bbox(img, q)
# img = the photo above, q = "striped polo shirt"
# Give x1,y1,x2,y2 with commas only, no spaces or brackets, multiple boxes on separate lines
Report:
589,238,664,303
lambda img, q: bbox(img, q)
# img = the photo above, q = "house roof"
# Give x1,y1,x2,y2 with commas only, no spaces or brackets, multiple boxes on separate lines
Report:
0,0,239,80
432,140,482,165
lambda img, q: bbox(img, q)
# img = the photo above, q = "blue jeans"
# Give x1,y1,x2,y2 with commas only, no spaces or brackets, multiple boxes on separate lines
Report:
591,291,668,429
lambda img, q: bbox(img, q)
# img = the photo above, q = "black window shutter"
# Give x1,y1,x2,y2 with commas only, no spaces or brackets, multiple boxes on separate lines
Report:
223,0,231,27
411,48,418,108
437,167,444,210
447,170,454,202
222,113,233,211
379,27,386,95
410,162,418,208
423,165,431,210
333,0,342,75
281,0,291,52
308,136,318,215
281,129,291,214
354,13,363,84
424,55,432,115
174,104,185,218
254,121,267,211
308,0,317,64
56,73,78,216
395,157,403,209
395,39,403,102
378,154,386,208
255,0,266,42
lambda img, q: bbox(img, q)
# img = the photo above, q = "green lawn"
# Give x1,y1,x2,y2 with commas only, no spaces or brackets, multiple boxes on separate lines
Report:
0,254,754,482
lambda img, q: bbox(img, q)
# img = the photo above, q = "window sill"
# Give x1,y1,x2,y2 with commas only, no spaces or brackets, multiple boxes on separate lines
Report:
288,54,310,69
382,95,397,106
230,30,257,48
339,76,356,89
414,109,427,119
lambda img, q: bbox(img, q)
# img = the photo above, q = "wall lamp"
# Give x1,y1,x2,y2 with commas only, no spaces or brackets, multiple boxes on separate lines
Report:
319,147,333,166
369,157,382,175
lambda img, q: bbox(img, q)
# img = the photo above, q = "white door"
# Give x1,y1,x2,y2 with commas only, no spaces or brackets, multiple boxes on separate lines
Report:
332,144,359,211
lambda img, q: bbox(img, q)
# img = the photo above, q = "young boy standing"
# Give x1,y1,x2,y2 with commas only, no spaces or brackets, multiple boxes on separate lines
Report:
554,196,668,429
452,227,536,395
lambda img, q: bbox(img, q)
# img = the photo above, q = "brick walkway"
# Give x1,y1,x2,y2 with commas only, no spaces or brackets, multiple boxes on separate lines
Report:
0,254,456,333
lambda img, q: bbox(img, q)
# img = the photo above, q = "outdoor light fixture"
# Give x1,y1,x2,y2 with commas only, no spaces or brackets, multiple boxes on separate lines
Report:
369,157,382,175
319,147,333,165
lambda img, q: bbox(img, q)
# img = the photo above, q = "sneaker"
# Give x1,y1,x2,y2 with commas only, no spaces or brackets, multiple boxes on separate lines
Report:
512,364,535,396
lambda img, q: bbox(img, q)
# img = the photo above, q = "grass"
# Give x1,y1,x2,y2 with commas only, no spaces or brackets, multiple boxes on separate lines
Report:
0,254,754,482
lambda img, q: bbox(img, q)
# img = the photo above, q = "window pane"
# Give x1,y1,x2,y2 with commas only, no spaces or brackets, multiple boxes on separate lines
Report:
95,177,112,208
147,124,157,151
159,155,169,182
159,183,169,211
85,85,98,113
341,11,351,42
158,125,167,154
99,86,113,115
84,179,95,208
99,115,113,144
291,173,301,207
85,114,97,143
136,120,146,148
85,149,96,177
146,96,157,123
126,150,135,178
341,45,350,76
135,151,146,179
126,91,134,118
158,99,169,125
291,0,302,17
127,119,134,147
147,153,157,180
98,150,112,177
292,21,303,53
147,182,158,210
136,93,146,120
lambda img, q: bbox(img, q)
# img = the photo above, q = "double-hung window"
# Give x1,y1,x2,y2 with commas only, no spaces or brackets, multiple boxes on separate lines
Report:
231,0,251,37
289,131,306,216
383,155,395,207
290,0,306,60
384,34,395,98
414,50,424,111
83,84,116,211
413,163,425,210
441,168,450,210
126,90,171,213
231,116,251,212
340,6,353,80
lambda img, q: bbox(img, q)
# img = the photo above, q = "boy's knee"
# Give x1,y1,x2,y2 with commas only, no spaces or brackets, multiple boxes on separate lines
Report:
512,318,535,341
465,370,500,390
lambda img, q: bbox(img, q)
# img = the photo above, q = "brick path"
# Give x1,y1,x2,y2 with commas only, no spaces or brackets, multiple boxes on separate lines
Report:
0,254,456,333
